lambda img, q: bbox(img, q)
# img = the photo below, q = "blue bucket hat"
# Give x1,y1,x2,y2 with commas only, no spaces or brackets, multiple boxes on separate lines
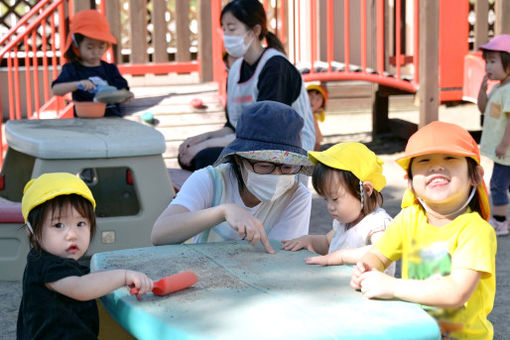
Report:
215,101,313,172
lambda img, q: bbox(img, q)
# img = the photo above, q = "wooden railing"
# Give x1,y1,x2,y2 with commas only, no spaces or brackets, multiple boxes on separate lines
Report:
0,0,206,166
0,0,69,165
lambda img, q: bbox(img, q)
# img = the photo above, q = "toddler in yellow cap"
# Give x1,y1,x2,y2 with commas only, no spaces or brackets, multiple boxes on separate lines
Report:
17,172,153,339
351,121,496,340
306,84,328,151
281,142,394,275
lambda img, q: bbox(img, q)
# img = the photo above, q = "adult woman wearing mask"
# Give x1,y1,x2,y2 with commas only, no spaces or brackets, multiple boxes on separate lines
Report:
178,0,315,171
152,101,313,254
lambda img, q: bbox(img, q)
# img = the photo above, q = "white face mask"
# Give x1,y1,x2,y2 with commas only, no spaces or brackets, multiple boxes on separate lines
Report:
244,169,297,202
223,32,254,58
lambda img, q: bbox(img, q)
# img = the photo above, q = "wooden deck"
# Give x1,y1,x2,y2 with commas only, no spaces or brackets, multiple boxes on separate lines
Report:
123,74,225,169
123,75,418,170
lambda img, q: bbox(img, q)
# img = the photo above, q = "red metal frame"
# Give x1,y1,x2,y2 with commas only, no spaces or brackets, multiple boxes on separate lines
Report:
117,62,199,75
0,1,52,47
211,0,227,107
211,0,420,103
438,0,469,102
344,0,351,71
296,0,419,94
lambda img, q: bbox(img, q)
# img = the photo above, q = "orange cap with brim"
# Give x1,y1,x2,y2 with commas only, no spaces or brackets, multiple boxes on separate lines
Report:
64,10,116,53
395,121,490,220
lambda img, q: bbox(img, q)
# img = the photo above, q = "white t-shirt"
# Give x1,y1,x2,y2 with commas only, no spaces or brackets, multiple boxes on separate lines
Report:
170,164,312,241
328,207,395,276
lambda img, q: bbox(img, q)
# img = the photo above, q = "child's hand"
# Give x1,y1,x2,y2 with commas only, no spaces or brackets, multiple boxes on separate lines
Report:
350,261,371,290
480,75,488,92
77,79,96,92
125,270,153,300
359,270,396,299
495,142,509,159
281,236,314,252
123,91,134,104
305,251,343,266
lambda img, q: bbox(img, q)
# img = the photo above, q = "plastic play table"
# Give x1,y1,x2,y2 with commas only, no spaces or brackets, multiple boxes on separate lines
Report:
91,240,441,340
0,118,174,280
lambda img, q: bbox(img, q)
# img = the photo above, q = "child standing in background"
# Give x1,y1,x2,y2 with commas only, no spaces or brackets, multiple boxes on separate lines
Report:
52,10,132,117
17,173,152,339
351,121,496,340
281,142,395,276
477,34,510,236
306,84,328,151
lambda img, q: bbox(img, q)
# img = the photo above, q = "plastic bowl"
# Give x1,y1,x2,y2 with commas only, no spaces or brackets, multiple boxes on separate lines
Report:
74,101,106,118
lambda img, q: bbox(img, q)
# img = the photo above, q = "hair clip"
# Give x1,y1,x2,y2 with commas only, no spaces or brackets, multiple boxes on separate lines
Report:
359,180,364,210
72,33,79,47
26,221,34,234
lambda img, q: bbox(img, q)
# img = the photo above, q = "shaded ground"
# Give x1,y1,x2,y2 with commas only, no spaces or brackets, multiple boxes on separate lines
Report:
2,99,509,339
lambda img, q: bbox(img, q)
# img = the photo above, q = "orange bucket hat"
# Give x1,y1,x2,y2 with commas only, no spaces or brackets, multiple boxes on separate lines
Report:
396,121,490,220
64,10,116,53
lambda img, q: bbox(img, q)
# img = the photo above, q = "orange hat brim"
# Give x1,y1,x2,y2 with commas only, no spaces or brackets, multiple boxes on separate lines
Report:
397,121,490,220
64,10,116,53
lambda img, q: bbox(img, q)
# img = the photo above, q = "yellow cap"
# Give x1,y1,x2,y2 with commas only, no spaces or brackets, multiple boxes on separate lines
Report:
22,172,96,222
308,142,386,191
306,84,328,106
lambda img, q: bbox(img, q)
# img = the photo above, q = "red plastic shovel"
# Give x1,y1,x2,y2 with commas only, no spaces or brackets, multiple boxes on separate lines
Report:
130,271,198,299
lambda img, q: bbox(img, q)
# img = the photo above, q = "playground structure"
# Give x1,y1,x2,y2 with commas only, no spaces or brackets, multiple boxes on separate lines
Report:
0,0,509,279
1,1,509,151
210,0,509,136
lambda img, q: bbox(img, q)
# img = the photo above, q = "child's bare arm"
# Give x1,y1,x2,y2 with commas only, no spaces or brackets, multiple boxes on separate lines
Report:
46,269,153,301
495,113,510,158
477,75,488,114
360,268,481,309
305,245,373,266
52,79,95,96
281,232,331,254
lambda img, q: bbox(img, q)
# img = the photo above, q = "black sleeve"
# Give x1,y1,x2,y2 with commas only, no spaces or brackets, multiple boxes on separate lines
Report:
51,63,79,87
256,56,302,105
104,62,129,90
224,115,235,130
223,77,235,130
39,253,90,283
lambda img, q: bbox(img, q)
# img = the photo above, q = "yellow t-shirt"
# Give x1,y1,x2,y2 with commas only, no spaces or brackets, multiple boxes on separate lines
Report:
376,204,496,340
480,82,510,165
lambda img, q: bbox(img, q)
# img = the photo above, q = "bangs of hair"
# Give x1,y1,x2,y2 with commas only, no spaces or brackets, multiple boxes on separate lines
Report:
27,194,96,250
312,162,383,216
312,163,338,197
408,156,483,217
482,50,510,71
